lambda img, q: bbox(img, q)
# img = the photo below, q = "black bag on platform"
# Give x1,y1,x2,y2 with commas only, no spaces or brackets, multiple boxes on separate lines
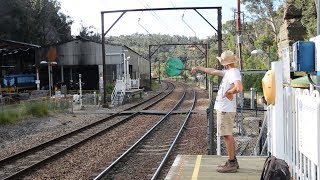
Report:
260,155,291,180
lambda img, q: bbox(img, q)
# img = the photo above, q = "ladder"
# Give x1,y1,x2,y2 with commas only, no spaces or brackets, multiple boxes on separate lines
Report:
111,80,126,106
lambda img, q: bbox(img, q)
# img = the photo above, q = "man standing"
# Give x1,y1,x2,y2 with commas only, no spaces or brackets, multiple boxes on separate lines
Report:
191,50,243,173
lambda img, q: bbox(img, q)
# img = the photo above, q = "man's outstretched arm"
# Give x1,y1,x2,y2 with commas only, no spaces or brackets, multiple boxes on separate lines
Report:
191,66,224,77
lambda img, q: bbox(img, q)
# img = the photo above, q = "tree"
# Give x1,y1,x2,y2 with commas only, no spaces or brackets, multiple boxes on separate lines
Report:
32,0,73,45
293,0,317,38
79,25,101,42
0,0,33,41
241,0,282,41
0,0,73,45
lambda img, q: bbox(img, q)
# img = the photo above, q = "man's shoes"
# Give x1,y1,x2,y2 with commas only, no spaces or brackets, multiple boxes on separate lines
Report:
217,159,239,169
217,160,238,173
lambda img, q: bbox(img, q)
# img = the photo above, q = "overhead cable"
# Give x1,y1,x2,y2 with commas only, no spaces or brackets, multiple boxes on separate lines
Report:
182,11,197,37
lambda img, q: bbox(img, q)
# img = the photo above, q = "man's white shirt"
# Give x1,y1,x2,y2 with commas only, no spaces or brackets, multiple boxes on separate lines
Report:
214,68,241,112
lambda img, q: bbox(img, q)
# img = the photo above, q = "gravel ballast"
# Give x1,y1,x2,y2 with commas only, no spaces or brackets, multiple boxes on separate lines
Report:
0,82,210,179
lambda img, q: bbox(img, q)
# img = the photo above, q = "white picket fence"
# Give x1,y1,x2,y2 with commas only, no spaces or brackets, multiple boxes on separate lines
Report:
268,61,320,180
281,87,320,180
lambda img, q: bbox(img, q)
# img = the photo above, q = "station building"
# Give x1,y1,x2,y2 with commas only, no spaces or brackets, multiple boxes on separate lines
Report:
0,37,150,93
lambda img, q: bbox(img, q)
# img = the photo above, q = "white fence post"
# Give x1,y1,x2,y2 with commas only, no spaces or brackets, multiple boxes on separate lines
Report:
270,61,285,159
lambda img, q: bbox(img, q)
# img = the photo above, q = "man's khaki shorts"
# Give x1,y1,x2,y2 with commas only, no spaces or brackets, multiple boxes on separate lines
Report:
216,111,236,136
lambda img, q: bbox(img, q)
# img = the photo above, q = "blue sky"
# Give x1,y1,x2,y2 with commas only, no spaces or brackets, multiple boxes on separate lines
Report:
60,0,239,39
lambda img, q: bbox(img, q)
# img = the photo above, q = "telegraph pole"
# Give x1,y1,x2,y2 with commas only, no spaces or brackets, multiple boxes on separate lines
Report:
236,0,243,70
236,0,244,135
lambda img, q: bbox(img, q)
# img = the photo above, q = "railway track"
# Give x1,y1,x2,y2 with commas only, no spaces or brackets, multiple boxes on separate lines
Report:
0,82,176,180
93,84,196,179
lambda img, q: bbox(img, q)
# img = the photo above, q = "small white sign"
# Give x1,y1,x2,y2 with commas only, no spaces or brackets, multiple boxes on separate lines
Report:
298,93,319,165
35,80,40,84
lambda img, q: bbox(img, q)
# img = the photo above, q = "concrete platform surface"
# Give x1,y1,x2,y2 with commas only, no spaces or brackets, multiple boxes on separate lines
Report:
165,155,267,180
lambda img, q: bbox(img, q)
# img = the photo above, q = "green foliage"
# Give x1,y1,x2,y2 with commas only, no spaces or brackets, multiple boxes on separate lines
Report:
0,0,73,45
105,83,114,94
0,109,19,124
208,75,219,85
151,79,160,90
293,0,317,38
79,25,101,42
241,0,280,39
181,73,188,82
243,74,264,92
109,34,207,64
0,99,72,124
25,102,49,117
222,20,237,50
111,33,209,78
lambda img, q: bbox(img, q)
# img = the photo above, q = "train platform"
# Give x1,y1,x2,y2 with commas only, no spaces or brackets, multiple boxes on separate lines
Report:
165,155,266,180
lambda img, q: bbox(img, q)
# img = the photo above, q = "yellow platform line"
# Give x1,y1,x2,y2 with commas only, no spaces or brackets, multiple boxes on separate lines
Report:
191,155,202,180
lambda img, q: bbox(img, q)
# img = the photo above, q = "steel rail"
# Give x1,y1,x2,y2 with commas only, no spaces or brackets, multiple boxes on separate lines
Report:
151,86,196,179
94,83,193,179
0,82,169,166
0,82,174,180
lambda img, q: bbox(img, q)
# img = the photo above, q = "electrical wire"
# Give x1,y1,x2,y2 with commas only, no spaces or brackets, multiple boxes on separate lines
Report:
137,12,162,45
138,17,151,35
182,10,197,37
137,0,178,35
138,0,168,27
307,73,320,88
169,0,175,7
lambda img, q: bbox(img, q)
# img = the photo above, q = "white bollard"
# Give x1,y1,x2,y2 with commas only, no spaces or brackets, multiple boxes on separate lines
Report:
79,74,82,108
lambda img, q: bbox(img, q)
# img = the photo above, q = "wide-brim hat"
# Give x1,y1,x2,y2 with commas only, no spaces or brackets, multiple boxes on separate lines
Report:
216,50,239,66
